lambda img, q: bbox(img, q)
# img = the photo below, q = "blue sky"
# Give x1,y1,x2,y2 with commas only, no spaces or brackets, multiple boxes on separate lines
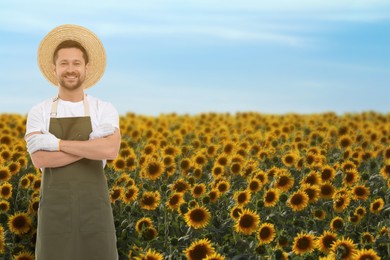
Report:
1,0,389,115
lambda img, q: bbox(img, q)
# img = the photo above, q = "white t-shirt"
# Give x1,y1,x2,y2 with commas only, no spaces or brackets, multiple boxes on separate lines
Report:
25,94,119,167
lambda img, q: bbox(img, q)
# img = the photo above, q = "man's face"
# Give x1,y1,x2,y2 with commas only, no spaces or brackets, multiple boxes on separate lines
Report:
54,47,88,90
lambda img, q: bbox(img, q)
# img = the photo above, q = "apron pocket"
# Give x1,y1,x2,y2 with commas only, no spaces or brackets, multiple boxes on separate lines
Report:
38,187,72,235
79,193,114,233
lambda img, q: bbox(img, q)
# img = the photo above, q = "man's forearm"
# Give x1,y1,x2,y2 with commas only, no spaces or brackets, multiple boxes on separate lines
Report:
31,150,83,168
59,129,120,161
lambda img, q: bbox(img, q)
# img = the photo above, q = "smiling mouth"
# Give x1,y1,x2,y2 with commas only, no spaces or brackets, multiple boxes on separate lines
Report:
64,75,78,80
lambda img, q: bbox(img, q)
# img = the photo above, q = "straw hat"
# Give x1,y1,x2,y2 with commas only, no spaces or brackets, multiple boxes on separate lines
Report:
37,24,106,89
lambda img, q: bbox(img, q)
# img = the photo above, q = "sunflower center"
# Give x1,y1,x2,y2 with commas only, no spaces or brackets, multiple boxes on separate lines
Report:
265,192,275,202
190,209,206,222
239,215,254,228
143,196,155,205
259,227,271,239
323,236,336,248
237,193,248,204
190,245,208,259
148,162,161,176
297,237,310,250
291,194,303,205
13,216,27,228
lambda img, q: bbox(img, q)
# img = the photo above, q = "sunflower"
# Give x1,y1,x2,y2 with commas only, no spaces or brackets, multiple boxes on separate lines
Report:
282,152,298,167
180,158,192,172
208,189,220,203
0,225,4,253
254,171,269,185
330,216,344,231
319,182,336,199
110,186,124,204
215,155,229,167
312,209,326,220
333,194,351,213
204,253,225,260
317,230,337,254
343,169,359,186
341,160,356,171
171,179,190,193
292,232,316,256
162,145,180,157
354,206,366,217
349,214,361,224
8,162,20,175
320,165,336,182
115,173,130,186
184,205,211,229
135,217,154,234
212,165,224,179
136,248,164,260
361,232,375,244
143,144,156,155
141,227,158,241
379,226,389,237
184,238,215,260
19,176,30,189
354,248,380,260
230,162,242,175
192,183,206,198
370,198,384,214
352,185,370,200
192,153,208,167
288,190,309,212
166,192,185,210
234,190,251,206
122,186,139,204
0,200,10,212
28,197,40,214
339,136,353,149
0,182,12,200
215,179,230,194
274,171,294,192
162,155,175,167
8,212,31,235
301,171,322,186
257,223,276,245
247,178,262,193
234,208,260,235
0,167,11,182
206,145,217,157
301,184,320,204
329,237,357,260
142,159,165,181
222,141,235,155
112,157,126,171
263,188,279,207
193,167,203,179
380,162,390,180
125,177,136,187
12,251,35,260
139,191,161,210
242,160,259,178
229,206,243,220
125,155,137,171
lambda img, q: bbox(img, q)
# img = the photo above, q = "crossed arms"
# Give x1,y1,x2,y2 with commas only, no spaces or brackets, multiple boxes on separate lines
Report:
25,127,120,169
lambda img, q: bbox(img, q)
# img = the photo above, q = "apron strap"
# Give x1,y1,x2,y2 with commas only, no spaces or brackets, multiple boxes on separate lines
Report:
50,94,90,118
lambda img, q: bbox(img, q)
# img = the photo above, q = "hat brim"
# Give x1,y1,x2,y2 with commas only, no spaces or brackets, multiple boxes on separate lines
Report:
37,24,106,89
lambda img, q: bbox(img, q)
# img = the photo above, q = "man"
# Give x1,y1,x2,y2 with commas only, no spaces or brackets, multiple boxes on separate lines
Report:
25,24,120,260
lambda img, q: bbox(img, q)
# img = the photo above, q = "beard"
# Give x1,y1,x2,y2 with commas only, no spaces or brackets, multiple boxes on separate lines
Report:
58,72,85,90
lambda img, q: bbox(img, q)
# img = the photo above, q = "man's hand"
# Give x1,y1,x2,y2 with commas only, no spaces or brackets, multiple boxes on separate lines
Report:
26,129,60,154
89,123,116,140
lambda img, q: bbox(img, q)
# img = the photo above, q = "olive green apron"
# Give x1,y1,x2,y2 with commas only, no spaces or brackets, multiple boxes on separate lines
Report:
35,96,118,260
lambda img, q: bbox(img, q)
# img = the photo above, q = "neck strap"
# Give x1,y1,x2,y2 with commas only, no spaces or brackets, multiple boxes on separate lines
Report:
50,94,90,117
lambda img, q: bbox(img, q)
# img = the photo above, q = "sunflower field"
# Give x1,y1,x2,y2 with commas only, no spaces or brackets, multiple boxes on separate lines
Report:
0,111,389,260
